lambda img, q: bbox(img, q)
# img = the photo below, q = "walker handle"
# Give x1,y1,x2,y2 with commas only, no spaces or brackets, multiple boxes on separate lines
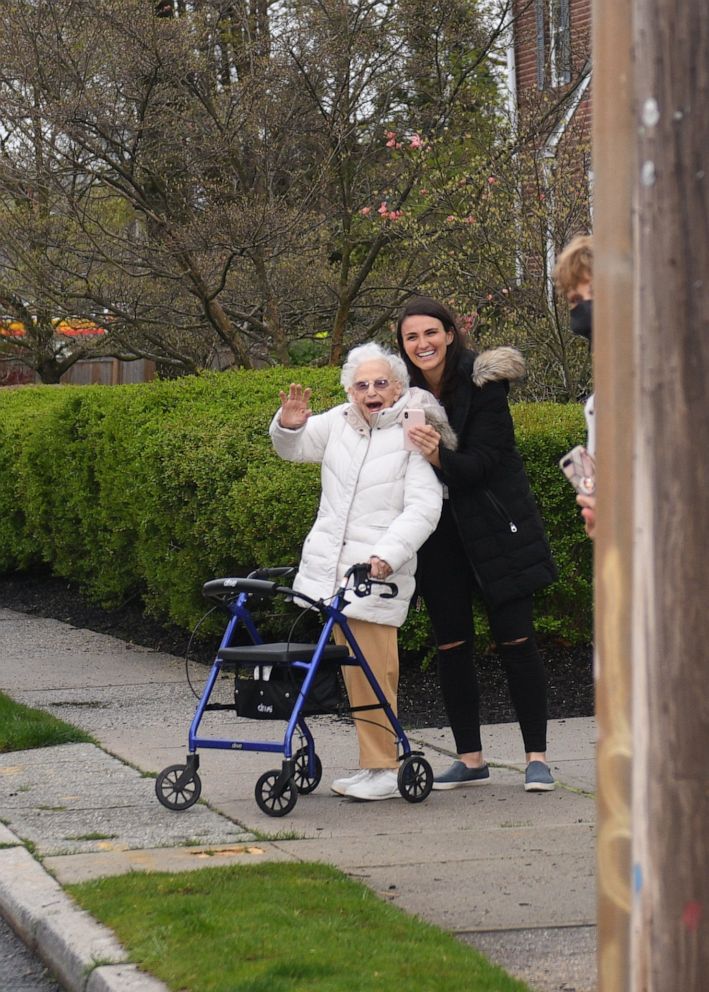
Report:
202,577,279,601
347,563,398,599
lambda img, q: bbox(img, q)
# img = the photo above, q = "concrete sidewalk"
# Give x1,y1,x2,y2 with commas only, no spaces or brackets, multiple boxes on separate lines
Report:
0,607,597,992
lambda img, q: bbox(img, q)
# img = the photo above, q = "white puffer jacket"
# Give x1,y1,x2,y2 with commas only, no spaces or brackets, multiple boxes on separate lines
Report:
270,387,448,626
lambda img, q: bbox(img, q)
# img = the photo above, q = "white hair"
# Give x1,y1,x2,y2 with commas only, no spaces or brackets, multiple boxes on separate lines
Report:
340,342,410,391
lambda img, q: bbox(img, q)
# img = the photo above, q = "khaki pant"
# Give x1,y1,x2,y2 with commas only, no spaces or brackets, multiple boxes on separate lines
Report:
333,619,399,769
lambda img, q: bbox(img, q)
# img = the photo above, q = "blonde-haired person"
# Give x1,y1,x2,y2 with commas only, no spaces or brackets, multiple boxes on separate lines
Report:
270,343,453,801
553,234,595,538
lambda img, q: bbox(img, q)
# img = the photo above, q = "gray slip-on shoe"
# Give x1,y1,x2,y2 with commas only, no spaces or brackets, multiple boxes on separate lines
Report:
524,760,555,792
432,760,490,790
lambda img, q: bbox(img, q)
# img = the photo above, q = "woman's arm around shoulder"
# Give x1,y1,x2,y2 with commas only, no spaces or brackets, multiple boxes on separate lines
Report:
438,378,516,488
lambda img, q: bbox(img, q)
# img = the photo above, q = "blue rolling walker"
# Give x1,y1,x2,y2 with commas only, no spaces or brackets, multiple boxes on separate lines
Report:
155,564,434,816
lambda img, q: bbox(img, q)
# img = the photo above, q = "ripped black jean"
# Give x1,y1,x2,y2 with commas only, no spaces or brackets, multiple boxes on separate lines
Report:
417,501,548,754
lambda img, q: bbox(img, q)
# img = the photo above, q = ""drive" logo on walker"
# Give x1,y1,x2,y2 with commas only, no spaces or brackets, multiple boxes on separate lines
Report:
257,702,274,714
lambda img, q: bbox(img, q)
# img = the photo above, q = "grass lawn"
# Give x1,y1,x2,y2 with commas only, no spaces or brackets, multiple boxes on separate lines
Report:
69,862,531,992
0,690,94,752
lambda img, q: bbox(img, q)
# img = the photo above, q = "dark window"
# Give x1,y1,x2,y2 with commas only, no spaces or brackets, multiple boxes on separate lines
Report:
552,0,572,86
535,2,572,90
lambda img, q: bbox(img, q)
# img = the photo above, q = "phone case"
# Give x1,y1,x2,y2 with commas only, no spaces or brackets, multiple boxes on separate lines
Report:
403,409,425,451
559,445,596,496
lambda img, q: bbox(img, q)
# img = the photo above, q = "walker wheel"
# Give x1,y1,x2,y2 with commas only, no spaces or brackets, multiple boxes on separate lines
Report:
155,764,202,811
255,769,298,817
293,750,323,795
398,756,433,803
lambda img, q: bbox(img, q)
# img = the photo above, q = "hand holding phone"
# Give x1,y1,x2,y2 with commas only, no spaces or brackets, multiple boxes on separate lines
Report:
403,408,425,450
559,445,596,496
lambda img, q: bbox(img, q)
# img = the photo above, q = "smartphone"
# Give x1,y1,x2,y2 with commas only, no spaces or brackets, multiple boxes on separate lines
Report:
403,408,425,450
559,445,596,496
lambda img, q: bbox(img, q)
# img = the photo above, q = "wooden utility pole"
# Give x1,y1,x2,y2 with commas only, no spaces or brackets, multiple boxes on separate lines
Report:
630,1,709,988
592,1,634,988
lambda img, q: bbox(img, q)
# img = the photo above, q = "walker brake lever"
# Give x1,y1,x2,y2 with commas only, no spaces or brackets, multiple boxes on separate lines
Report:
351,563,372,597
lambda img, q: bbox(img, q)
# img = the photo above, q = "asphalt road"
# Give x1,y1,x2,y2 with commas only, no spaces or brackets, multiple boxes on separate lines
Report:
0,915,63,992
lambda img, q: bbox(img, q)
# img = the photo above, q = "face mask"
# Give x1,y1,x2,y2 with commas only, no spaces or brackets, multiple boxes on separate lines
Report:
570,299,593,343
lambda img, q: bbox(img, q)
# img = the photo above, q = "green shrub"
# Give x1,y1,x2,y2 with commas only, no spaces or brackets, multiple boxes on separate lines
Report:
0,386,70,572
0,371,589,646
511,402,590,640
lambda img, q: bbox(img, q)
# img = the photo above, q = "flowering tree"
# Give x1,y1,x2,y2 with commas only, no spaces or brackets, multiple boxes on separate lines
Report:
1,0,591,392
0,0,513,375
285,0,509,361
377,5,594,401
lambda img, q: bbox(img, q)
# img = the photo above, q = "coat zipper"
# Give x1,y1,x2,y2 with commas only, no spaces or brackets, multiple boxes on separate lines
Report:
484,489,518,533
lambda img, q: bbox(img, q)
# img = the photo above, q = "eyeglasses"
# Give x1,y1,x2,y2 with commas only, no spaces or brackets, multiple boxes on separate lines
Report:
352,378,391,393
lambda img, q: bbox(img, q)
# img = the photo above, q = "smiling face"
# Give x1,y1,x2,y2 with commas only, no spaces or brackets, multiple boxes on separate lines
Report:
399,314,455,388
348,358,402,421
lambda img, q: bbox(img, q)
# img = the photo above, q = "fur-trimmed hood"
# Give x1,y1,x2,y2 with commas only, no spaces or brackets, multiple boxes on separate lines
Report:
471,346,526,389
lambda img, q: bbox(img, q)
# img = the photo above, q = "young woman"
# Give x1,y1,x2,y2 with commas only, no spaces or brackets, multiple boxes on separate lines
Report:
395,298,558,792
271,342,452,801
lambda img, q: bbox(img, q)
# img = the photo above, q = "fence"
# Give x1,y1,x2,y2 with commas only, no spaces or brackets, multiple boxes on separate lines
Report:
0,356,156,387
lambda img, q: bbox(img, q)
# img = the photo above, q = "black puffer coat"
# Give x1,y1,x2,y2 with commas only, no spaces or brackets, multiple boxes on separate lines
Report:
436,348,557,609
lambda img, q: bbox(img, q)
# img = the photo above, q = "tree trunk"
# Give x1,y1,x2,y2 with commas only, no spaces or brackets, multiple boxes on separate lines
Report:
630,1,709,988
329,295,350,367
252,249,289,365
329,238,352,366
36,359,65,384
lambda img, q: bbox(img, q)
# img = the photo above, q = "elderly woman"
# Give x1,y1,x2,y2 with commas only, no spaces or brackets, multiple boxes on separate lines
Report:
270,342,453,801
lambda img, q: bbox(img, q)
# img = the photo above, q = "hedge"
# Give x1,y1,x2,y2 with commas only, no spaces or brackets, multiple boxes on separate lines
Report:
0,370,590,648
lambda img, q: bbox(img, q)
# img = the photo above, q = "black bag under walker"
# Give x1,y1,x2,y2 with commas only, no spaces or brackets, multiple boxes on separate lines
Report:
234,663,341,720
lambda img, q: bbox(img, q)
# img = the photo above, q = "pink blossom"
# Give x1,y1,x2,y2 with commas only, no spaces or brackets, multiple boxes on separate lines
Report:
486,293,494,301
386,137,397,148
487,176,497,185
388,209,403,221
419,188,428,195
409,134,423,149
464,215,475,224
377,202,389,216
360,206,372,216
446,215,456,223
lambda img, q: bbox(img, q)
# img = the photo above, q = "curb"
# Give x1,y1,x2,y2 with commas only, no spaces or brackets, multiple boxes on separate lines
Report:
0,831,168,992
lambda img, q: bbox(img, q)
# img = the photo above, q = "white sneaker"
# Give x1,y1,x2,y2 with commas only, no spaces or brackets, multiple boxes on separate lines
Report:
331,769,369,796
345,769,400,801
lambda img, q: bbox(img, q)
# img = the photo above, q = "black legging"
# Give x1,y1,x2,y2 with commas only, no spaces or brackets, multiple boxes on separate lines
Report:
417,501,548,754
